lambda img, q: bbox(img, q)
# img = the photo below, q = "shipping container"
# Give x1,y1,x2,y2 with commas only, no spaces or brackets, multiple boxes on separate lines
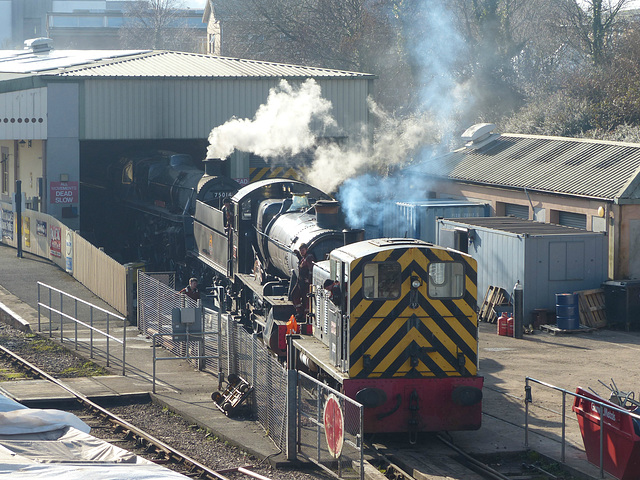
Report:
437,217,608,325
382,200,489,244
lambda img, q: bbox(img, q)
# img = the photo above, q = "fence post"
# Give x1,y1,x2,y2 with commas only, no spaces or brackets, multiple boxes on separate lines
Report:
122,315,127,376
106,313,110,367
59,291,63,343
48,288,52,337
217,289,224,389
524,378,531,448
561,391,566,463
599,405,604,479
286,335,298,461
74,298,78,351
37,283,41,332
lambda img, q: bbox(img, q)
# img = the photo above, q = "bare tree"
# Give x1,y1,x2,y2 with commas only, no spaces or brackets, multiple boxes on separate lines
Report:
119,0,203,52
555,0,629,65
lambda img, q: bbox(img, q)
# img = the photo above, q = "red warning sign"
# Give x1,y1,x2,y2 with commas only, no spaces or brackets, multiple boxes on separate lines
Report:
323,394,344,458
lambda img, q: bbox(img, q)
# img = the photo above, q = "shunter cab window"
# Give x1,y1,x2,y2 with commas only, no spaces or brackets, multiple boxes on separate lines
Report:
428,262,465,298
363,262,401,300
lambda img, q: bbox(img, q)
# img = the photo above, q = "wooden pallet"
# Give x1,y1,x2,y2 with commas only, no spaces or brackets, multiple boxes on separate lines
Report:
541,324,596,335
478,286,509,323
575,288,607,328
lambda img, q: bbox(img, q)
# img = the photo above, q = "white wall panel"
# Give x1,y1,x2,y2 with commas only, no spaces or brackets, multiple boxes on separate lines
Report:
0,88,48,139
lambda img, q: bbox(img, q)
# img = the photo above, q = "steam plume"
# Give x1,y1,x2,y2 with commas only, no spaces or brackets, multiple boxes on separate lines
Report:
207,79,335,160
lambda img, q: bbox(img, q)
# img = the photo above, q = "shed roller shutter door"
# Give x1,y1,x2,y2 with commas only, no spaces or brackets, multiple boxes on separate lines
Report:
505,203,529,219
558,211,587,230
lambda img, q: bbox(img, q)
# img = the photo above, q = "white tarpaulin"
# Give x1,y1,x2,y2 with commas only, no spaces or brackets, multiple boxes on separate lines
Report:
0,393,190,479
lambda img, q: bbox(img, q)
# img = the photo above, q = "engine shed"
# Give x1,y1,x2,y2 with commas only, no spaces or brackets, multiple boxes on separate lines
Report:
0,39,375,234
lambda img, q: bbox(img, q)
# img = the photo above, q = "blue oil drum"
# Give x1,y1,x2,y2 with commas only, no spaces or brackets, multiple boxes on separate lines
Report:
556,293,580,330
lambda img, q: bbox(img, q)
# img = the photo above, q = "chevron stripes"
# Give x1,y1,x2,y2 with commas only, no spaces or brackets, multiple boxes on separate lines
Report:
348,246,478,379
249,167,300,183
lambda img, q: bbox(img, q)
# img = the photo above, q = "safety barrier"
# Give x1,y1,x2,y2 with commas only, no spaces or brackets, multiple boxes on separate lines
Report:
37,281,127,375
525,376,640,479
297,371,364,480
137,270,365,477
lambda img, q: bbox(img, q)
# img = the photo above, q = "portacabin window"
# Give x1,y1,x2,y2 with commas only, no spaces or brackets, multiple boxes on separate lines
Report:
428,262,465,299
362,262,401,300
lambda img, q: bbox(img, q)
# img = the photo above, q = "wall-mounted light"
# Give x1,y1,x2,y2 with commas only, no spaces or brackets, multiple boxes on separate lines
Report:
27,140,32,148
18,140,26,146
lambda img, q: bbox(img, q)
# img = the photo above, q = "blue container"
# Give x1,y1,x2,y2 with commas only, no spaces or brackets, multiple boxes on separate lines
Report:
556,293,580,330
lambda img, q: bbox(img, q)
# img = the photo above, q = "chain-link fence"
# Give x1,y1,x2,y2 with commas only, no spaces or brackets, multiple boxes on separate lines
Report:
138,271,364,477
297,372,364,480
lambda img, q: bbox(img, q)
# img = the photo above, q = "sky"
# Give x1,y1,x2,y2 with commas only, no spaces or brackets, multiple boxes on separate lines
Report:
182,0,205,8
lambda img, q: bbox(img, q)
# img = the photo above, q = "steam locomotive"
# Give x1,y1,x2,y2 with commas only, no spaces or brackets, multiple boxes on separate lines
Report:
108,151,239,279
111,152,483,435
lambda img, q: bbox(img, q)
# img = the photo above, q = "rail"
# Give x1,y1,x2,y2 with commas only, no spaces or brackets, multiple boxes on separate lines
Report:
525,376,640,479
37,281,127,375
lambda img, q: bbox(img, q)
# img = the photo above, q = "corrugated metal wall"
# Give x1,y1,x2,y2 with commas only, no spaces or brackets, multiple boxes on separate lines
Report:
437,218,608,317
0,87,48,140
81,77,370,140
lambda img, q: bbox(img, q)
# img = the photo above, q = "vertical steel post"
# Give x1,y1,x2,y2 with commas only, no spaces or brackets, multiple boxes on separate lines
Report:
37,283,41,332
524,379,531,448
106,313,110,367
122,315,127,376
286,335,297,461
15,180,22,258
59,291,63,342
217,288,223,389
90,307,94,359
48,288,52,337
599,405,604,479
561,391,566,463
74,299,78,351
152,334,157,394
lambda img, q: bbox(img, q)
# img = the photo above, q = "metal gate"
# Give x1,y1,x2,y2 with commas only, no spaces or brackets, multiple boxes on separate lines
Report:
297,371,364,480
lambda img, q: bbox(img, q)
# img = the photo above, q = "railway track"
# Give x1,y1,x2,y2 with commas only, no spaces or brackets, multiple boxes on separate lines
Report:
367,432,565,480
0,343,271,480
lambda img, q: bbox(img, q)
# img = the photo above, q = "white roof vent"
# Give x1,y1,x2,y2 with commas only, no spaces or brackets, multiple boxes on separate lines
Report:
24,38,54,53
461,123,496,146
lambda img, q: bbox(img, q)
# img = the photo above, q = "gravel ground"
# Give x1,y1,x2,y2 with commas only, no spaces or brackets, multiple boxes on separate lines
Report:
0,322,332,479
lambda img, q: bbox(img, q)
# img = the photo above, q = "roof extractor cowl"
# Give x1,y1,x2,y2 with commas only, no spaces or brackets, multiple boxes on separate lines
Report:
24,38,54,54
461,123,497,149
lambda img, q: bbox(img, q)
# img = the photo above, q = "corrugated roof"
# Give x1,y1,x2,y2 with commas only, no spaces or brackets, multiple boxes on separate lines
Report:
439,133,640,201
441,216,602,236
0,49,374,79
0,49,150,74
57,51,375,78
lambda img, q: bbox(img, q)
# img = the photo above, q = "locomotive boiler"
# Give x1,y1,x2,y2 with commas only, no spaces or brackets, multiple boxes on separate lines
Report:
191,177,483,436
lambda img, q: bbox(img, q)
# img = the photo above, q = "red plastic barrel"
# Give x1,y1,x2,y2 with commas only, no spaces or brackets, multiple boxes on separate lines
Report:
573,387,640,480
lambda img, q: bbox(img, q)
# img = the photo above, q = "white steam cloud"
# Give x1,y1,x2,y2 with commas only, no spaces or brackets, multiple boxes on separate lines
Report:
207,79,335,160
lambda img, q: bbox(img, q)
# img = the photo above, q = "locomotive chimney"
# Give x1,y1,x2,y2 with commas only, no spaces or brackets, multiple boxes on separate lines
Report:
314,200,340,229
343,228,365,245
203,158,225,177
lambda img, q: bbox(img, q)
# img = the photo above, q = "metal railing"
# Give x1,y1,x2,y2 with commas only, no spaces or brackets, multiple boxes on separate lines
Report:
297,370,364,480
37,281,127,375
525,376,640,479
